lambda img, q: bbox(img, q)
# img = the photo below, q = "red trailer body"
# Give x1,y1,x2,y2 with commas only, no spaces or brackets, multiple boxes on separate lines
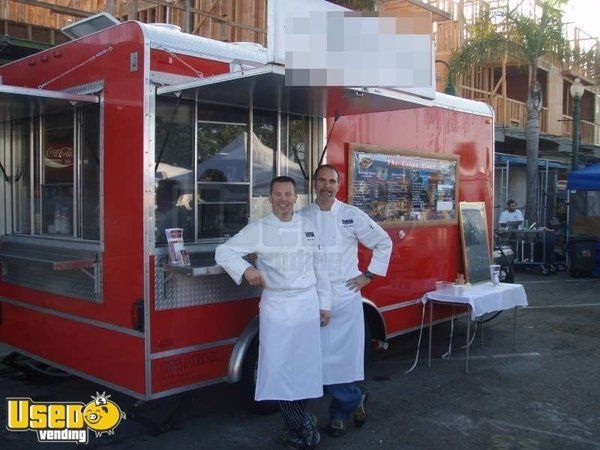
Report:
328,105,494,340
0,21,493,400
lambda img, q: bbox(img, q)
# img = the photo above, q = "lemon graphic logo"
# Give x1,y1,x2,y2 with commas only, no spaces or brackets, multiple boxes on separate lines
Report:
82,392,126,437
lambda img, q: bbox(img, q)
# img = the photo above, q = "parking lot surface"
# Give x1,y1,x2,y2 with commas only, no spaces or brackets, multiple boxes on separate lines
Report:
2,271,600,449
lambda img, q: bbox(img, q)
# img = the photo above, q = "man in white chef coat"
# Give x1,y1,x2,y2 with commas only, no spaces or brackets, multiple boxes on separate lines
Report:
299,165,392,437
215,176,331,449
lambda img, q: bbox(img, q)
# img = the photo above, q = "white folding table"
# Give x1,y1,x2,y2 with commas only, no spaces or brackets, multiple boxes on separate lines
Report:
426,282,528,373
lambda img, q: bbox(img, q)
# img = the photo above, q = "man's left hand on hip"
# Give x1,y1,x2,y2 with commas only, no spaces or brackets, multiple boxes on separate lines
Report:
346,274,371,292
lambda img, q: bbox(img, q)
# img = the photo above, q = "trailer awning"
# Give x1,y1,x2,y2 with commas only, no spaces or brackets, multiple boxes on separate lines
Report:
156,65,432,117
0,85,99,122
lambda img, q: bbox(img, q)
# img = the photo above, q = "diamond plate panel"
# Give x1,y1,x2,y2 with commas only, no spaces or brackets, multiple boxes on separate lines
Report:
154,255,260,310
2,260,102,302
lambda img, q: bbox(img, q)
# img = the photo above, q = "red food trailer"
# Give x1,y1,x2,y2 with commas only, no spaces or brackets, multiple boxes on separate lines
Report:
0,19,493,401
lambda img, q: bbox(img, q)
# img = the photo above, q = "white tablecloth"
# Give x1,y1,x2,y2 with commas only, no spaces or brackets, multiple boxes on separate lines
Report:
425,282,528,320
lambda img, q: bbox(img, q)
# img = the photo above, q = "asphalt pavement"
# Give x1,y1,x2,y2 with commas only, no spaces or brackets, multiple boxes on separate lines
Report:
2,270,600,449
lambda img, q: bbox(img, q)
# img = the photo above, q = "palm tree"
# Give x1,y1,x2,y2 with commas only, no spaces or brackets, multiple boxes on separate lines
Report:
450,0,569,224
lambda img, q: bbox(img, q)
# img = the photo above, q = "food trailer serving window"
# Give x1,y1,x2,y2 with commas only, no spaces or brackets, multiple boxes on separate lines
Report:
0,87,101,241
197,104,250,239
155,64,431,245
155,98,313,244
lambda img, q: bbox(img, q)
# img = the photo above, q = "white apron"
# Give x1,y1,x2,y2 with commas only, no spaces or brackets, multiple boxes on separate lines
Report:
256,287,323,401
321,282,365,385
299,200,392,385
215,213,330,401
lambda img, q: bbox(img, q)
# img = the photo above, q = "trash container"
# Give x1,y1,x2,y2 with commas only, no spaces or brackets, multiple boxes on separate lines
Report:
569,235,597,277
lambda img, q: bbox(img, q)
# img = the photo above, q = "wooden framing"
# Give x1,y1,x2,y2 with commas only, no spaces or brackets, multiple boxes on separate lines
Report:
0,0,596,145
430,0,598,145
10,0,93,18
0,0,267,45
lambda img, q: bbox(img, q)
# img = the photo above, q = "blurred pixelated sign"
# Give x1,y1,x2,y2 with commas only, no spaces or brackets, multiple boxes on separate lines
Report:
268,0,433,93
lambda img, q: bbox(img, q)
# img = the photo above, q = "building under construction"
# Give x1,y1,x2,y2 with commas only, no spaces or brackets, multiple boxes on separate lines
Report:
0,0,598,226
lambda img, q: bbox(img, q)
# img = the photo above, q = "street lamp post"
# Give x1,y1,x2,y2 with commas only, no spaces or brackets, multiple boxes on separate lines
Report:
570,77,584,170
567,77,585,265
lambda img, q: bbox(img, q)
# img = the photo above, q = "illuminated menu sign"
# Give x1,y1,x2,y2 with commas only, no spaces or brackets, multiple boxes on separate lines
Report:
349,145,458,227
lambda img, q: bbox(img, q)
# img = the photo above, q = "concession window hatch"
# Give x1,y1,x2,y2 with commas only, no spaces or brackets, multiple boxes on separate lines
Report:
0,84,99,122
156,64,432,117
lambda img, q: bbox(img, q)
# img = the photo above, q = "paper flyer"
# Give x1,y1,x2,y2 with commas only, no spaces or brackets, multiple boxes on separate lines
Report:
165,228,190,266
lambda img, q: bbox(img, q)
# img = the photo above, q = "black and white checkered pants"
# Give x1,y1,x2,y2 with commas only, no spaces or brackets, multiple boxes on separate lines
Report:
278,400,310,431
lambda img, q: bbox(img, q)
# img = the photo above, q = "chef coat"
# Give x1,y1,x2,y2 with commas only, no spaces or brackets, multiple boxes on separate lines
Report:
299,199,392,384
215,213,331,401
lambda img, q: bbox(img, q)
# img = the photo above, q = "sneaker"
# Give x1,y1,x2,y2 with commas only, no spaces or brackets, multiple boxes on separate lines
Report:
328,419,346,437
302,427,321,449
352,391,368,427
281,427,304,449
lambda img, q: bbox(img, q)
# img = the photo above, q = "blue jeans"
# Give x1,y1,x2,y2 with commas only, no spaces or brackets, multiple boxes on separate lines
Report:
324,382,363,421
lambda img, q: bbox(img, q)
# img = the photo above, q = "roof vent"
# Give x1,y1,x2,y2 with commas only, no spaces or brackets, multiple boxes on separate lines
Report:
62,12,120,40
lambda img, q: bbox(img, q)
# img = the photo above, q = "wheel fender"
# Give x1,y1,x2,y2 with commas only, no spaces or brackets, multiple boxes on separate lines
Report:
226,316,259,384
362,298,387,341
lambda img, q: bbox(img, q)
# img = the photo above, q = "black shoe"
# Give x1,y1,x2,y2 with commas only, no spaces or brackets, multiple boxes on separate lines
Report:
281,427,305,449
302,427,321,449
328,419,346,437
352,391,368,427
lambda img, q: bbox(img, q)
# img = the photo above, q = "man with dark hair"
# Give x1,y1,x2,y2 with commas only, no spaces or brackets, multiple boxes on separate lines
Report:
216,176,330,448
499,199,524,230
300,165,392,437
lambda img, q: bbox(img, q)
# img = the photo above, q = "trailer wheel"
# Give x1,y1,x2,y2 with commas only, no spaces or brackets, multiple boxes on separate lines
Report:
364,311,387,363
364,319,374,363
240,337,278,415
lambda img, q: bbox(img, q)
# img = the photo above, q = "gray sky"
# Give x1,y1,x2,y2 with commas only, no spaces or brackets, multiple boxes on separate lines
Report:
563,0,598,39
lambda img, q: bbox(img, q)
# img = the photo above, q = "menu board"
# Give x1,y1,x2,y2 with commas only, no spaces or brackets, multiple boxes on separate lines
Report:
349,144,458,227
459,202,491,284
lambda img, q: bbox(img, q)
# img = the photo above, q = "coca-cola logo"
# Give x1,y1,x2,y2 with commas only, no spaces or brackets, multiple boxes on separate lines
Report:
44,144,73,168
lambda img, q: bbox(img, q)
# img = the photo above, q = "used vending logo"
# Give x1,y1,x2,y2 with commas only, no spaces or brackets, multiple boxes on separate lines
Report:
6,392,126,444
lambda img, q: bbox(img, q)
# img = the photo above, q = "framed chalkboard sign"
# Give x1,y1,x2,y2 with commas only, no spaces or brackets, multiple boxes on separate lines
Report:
348,144,458,227
459,202,491,284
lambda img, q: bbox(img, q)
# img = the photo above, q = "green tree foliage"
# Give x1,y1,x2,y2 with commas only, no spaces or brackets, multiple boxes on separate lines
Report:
570,46,600,84
449,0,569,224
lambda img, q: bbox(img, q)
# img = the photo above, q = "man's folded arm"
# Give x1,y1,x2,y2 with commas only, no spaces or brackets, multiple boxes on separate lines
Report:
215,226,257,285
